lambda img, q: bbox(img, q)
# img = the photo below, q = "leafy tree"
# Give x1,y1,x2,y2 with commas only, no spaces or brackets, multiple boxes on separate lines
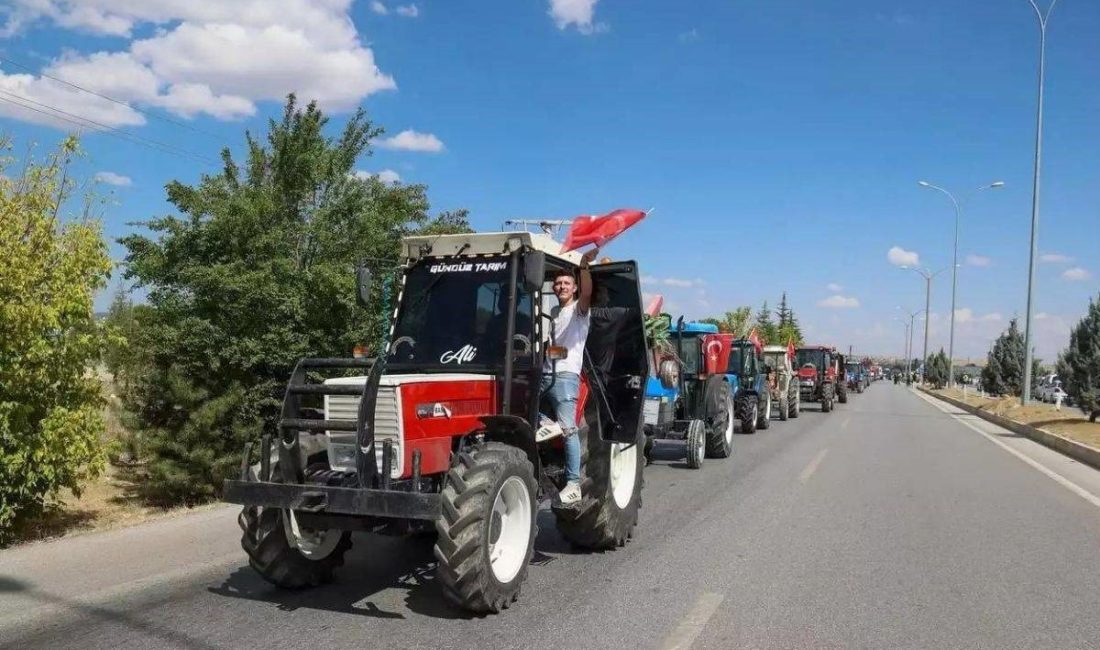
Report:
101,286,137,385
121,96,469,504
0,137,110,541
981,318,1032,396
711,307,752,336
1056,294,1100,421
754,301,777,344
924,348,950,389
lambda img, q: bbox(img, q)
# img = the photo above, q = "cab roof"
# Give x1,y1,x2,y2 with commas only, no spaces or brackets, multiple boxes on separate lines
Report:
668,322,719,335
401,231,583,266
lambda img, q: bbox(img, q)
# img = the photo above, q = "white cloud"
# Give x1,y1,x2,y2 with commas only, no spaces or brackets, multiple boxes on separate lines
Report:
0,1,396,125
375,129,444,153
818,295,860,309
94,171,131,186
954,308,1002,324
887,245,919,267
1040,252,1072,264
641,276,705,289
1035,312,1051,320
1062,267,1091,281
548,0,606,34
966,254,991,267
370,1,388,15
395,4,419,17
354,168,401,185
826,282,843,292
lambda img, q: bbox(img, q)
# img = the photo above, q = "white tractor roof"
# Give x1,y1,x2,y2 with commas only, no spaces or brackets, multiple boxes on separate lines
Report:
401,231,582,265
762,345,789,353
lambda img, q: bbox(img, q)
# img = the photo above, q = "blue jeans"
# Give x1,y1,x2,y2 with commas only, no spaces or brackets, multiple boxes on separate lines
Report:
540,372,582,483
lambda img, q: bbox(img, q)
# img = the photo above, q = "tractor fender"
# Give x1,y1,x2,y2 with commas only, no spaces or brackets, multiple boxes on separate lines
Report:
478,415,540,475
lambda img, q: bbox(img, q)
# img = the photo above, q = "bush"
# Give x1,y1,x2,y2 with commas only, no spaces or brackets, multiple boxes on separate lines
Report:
0,137,111,542
925,349,950,389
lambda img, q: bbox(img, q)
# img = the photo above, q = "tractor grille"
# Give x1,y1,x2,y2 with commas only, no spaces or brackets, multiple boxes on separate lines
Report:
324,384,403,478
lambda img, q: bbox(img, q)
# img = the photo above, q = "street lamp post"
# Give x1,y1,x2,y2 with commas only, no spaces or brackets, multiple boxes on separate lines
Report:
897,307,921,383
917,180,1004,388
1022,0,1059,405
901,265,951,384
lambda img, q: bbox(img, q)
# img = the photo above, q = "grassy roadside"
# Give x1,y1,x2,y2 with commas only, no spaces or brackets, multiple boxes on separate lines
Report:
7,374,217,547
934,387,1100,450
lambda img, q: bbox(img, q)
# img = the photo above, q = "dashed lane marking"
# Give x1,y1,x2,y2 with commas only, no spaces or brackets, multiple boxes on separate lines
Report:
799,448,829,485
914,390,1100,510
657,592,725,650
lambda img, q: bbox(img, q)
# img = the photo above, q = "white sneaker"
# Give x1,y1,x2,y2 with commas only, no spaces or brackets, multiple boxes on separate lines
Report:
535,418,564,443
558,481,582,506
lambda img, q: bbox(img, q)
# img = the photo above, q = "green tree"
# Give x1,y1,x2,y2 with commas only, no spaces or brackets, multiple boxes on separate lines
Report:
774,293,804,346
0,137,110,541
981,319,1029,396
102,286,136,385
121,96,469,504
1056,294,1100,421
925,348,950,389
714,307,753,336
754,301,777,344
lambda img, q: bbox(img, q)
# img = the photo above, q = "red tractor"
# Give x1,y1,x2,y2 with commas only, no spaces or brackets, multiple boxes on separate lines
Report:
223,231,649,614
795,345,838,412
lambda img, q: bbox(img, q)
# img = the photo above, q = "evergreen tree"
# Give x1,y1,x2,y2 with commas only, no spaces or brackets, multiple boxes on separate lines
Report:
981,319,1027,396
925,348,950,389
754,301,777,344
1055,294,1100,421
775,292,792,328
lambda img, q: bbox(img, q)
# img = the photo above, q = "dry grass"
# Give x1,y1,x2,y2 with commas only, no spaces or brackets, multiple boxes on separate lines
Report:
938,387,1100,450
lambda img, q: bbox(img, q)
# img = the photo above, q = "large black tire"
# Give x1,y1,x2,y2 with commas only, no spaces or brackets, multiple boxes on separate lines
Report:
555,424,645,547
790,388,800,418
684,419,705,469
435,442,537,614
758,394,771,430
837,383,848,404
239,471,352,590
739,395,758,434
779,394,789,421
703,377,734,458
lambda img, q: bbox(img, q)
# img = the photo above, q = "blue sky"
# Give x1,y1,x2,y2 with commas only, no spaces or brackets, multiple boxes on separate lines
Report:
1,0,1097,361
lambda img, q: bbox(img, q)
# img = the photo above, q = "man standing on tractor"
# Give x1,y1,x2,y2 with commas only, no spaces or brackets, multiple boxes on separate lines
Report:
540,246,600,505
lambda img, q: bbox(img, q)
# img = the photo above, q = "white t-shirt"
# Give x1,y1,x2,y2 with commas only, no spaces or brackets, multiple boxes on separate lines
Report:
545,300,590,375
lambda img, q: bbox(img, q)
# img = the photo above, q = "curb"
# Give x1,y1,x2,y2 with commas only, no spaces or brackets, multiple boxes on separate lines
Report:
919,387,1100,472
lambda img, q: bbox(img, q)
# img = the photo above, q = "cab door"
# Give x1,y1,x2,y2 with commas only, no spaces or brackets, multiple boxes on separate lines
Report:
586,261,647,444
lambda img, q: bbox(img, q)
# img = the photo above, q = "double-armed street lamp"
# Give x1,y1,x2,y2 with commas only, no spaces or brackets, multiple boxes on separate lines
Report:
896,307,923,381
917,181,1004,388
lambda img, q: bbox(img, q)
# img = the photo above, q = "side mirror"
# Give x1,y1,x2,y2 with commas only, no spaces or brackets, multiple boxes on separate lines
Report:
523,251,546,293
356,266,372,306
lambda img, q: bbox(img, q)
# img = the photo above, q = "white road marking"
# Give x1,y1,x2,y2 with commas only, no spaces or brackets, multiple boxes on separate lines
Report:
657,592,725,650
799,449,829,484
914,390,1100,510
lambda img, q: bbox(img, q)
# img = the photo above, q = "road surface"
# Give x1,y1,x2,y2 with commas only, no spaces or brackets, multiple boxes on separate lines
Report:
3,384,1099,650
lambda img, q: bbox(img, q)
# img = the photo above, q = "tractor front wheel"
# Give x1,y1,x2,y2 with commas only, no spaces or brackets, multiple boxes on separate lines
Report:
703,377,734,458
779,394,789,421
758,395,771,430
435,442,537,614
740,397,758,434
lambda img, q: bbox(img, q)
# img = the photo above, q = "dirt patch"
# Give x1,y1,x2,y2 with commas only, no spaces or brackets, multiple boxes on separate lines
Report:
937,388,1100,450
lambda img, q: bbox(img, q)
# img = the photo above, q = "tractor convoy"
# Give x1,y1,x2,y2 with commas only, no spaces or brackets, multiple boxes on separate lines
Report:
222,228,874,615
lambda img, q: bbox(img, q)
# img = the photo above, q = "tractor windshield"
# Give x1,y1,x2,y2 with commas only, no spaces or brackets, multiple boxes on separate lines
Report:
726,345,753,376
388,256,533,369
796,349,826,371
671,332,704,375
846,362,861,374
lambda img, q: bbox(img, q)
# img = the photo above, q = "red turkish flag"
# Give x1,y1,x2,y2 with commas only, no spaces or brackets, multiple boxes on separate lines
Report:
747,328,763,354
787,338,796,361
560,208,646,253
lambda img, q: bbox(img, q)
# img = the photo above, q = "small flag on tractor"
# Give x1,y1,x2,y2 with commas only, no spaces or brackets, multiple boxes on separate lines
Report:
644,294,664,317
560,208,647,253
787,338,796,361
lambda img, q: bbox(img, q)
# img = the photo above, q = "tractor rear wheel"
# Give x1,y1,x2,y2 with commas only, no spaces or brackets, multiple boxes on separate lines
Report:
239,470,351,590
837,383,849,404
790,388,801,418
703,377,734,458
555,424,645,547
435,442,537,614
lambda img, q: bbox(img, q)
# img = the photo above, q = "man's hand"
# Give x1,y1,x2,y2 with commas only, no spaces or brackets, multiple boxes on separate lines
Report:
580,246,600,268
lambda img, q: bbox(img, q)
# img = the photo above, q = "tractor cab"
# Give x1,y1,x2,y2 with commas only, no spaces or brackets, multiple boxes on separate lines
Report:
725,337,771,432
795,345,838,412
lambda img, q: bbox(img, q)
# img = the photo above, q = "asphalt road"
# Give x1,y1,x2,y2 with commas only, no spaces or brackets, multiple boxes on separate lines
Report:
3,384,1100,650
